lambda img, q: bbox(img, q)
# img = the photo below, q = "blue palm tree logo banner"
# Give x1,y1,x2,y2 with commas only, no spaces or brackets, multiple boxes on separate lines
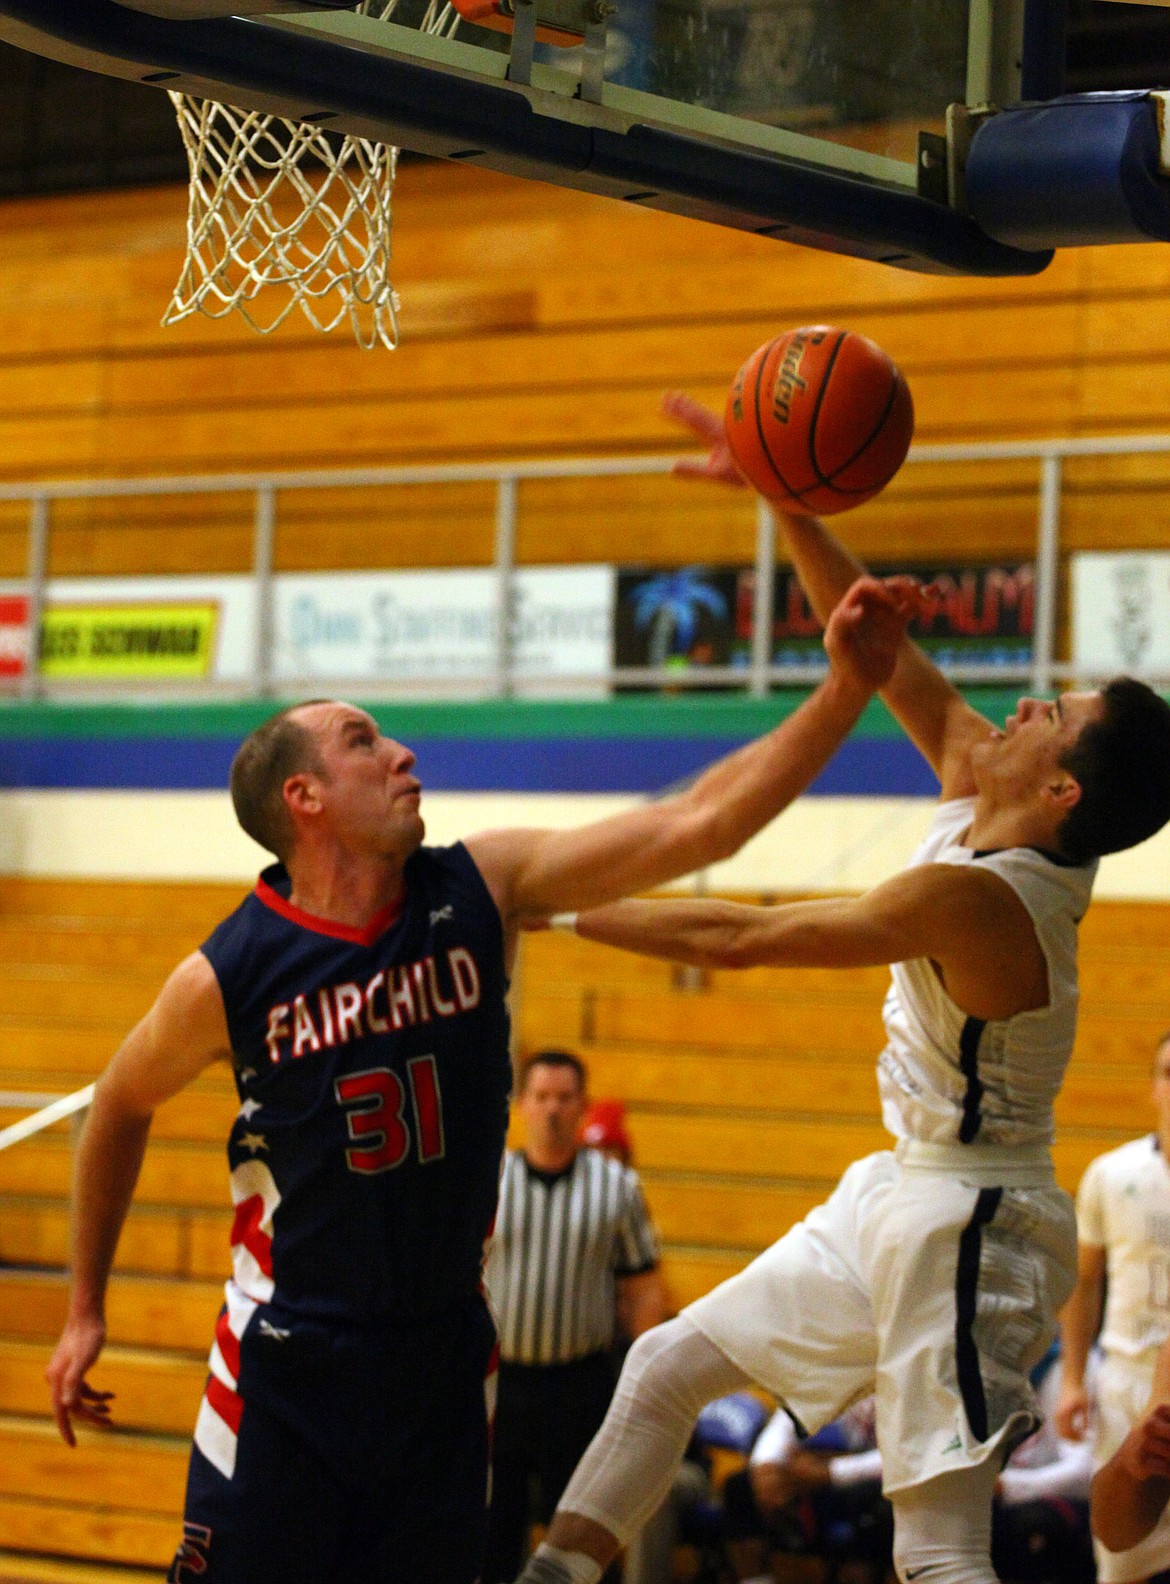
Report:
616,567,741,680
616,561,1035,680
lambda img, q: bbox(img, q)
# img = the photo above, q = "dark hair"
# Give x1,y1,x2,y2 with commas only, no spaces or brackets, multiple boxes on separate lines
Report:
229,704,328,862
521,1049,587,1093
1058,678,1170,862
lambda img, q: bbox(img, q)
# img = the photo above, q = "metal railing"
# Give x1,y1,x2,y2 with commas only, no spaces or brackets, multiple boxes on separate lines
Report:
5,433,1170,701
0,1085,93,1154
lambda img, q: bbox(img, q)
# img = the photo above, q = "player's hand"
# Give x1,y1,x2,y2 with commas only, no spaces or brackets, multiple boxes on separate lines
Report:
1055,1379,1091,1441
46,1312,113,1446
1119,1404,1170,1483
661,391,748,488
824,575,930,692
786,1449,833,1493
749,1460,795,1516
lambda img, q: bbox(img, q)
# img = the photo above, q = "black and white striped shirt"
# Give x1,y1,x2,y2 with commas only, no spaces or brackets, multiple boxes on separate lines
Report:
485,1147,660,1365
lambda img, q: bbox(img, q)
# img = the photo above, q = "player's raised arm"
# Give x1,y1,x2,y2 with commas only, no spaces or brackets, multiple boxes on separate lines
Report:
467,578,923,923
1093,1338,1170,1552
662,390,990,799
562,858,1047,1023
45,952,232,1446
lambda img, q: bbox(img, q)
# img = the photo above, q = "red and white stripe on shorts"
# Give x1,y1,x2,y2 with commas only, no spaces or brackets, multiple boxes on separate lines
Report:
193,1157,282,1478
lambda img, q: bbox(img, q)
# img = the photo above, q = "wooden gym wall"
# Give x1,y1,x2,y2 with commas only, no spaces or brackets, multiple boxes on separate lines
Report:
0,160,1170,585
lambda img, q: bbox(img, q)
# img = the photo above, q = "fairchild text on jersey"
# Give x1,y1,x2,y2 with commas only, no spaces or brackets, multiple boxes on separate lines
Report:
263,946,482,1064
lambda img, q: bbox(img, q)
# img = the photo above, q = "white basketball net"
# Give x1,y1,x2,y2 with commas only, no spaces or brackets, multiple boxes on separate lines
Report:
163,0,460,350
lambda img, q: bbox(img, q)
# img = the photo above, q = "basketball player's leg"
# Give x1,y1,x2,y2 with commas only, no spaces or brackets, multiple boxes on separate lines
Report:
377,1298,497,1584
516,1156,885,1584
516,1316,752,1581
868,1169,1078,1584
890,1461,1001,1584
167,1399,352,1584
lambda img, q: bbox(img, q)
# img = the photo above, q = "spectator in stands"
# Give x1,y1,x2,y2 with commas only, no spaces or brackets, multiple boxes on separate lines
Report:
1057,1030,1170,1584
994,1345,1095,1583
721,1396,890,1583
720,1351,1093,1584
581,1098,633,1166
482,1050,667,1584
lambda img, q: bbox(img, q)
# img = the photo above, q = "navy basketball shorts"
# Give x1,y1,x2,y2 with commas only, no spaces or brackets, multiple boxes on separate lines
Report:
168,1294,497,1584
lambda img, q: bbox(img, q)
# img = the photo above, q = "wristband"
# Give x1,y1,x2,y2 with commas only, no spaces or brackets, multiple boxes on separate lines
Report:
549,912,579,933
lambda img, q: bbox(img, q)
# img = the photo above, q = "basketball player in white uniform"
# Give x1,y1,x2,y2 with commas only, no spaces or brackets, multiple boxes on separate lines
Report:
512,399,1170,1584
1093,1335,1170,1559
1058,1033,1170,1582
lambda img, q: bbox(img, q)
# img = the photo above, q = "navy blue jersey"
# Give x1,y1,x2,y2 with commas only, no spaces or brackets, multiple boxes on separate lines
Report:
200,843,512,1327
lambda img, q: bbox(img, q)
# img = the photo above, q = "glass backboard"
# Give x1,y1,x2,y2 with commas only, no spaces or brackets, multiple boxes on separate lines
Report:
268,0,1010,186
0,0,1053,274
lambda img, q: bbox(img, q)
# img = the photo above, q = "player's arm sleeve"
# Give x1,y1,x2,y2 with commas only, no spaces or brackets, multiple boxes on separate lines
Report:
999,1439,1094,1505
613,1171,660,1276
828,1448,884,1487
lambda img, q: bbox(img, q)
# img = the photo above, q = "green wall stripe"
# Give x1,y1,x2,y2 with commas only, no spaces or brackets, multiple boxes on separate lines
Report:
0,690,1027,742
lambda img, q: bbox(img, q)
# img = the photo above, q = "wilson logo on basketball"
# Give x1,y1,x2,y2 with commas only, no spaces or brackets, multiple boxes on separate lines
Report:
730,369,746,425
772,336,809,424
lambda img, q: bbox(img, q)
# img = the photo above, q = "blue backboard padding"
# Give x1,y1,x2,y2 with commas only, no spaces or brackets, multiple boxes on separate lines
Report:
0,733,939,795
968,93,1170,249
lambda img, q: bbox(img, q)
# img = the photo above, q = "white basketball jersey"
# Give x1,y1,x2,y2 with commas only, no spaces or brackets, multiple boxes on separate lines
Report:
878,796,1097,1150
1077,1135,1170,1362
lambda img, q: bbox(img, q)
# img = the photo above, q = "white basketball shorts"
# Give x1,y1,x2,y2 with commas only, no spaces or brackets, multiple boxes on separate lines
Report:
684,1148,1076,1494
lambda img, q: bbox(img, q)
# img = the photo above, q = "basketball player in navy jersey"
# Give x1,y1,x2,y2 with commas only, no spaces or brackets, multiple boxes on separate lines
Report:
43,579,919,1584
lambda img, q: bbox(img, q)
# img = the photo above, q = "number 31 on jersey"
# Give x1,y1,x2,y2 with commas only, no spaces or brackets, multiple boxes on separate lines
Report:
335,1057,445,1173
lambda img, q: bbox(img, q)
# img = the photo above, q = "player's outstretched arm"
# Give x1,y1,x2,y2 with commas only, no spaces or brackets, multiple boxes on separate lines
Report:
566,860,1047,1022
468,578,921,922
662,390,991,798
1055,1241,1106,1440
1092,1340,1170,1552
45,951,231,1446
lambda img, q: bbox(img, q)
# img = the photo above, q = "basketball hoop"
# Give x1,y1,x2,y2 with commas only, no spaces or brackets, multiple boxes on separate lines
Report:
163,0,459,350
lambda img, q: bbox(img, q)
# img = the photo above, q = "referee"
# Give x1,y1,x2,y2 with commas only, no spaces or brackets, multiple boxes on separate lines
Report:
483,1049,666,1584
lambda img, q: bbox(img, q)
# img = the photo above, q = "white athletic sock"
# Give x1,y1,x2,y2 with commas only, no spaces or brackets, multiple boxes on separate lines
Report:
514,1543,602,1584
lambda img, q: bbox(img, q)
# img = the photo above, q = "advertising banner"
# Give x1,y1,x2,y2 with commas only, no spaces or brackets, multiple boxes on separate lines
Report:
0,595,30,679
273,566,614,686
39,602,220,680
1071,551,1170,674
615,561,1035,676
0,567,612,689
0,576,256,684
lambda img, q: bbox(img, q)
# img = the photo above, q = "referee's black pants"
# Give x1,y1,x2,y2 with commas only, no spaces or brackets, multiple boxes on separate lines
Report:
482,1351,617,1584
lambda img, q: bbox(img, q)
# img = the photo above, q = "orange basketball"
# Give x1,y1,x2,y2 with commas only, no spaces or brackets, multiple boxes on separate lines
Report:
724,326,914,514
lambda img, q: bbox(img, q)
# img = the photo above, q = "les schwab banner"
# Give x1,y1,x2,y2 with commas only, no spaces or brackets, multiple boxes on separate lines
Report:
39,603,219,680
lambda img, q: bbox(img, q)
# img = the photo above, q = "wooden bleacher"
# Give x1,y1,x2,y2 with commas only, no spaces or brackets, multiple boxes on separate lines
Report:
0,878,1168,1577
0,880,240,1582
